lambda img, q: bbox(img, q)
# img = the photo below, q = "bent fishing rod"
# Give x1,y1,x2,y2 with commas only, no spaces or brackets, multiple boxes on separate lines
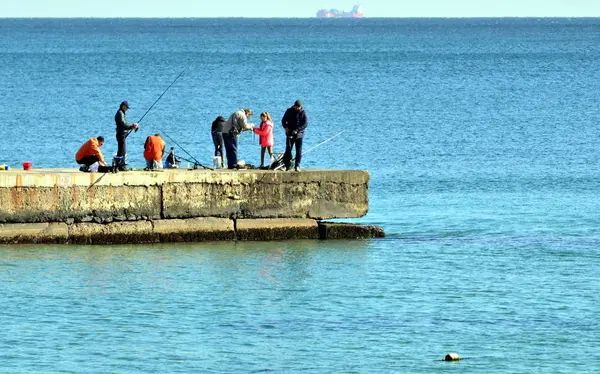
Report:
125,58,197,139
303,130,345,157
274,130,346,170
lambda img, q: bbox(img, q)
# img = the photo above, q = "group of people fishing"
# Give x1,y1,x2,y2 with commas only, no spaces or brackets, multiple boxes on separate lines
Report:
75,99,308,172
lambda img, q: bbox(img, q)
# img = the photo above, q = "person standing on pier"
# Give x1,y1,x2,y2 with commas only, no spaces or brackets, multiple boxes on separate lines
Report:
221,109,254,169
253,112,275,169
211,115,226,168
114,100,139,171
282,99,308,172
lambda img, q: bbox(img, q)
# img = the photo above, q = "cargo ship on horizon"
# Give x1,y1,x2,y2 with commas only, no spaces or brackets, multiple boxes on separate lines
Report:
316,4,364,18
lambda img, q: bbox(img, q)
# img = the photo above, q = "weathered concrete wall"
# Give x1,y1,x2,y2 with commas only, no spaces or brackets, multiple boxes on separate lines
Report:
162,170,368,219
0,168,383,243
0,169,369,223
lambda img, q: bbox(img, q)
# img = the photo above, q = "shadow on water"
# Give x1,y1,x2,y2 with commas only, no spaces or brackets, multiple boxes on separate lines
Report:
0,240,375,304
0,239,373,264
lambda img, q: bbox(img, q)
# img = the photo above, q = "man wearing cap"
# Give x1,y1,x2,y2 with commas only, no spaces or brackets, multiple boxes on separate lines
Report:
282,99,308,172
114,100,139,171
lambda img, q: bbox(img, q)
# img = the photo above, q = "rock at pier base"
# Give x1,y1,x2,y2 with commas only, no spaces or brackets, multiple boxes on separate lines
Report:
68,221,155,245
153,218,235,242
0,222,68,244
236,218,319,241
0,219,385,244
318,221,385,239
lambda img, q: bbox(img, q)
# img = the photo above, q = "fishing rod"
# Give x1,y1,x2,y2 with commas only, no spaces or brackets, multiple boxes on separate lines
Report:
161,131,212,170
86,163,119,190
125,58,197,139
175,154,203,169
176,155,195,164
87,172,107,191
273,130,346,171
302,130,345,157
89,59,196,189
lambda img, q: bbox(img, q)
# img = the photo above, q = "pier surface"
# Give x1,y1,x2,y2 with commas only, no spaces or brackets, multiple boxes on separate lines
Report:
0,168,383,244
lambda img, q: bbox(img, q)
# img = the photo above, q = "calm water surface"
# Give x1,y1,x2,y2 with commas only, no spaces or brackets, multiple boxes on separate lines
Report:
2,241,599,373
1,18,600,372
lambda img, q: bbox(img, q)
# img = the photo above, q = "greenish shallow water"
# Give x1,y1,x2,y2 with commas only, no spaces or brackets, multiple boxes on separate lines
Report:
1,240,599,373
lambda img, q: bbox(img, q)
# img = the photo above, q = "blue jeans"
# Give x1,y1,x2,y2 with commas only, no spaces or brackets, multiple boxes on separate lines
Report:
222,133,238,169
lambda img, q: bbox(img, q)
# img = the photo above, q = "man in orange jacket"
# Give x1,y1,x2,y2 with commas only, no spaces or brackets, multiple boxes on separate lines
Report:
76,136,107,171
144,133,166,170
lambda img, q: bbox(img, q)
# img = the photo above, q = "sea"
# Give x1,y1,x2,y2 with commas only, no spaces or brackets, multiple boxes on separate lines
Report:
1,18,600,373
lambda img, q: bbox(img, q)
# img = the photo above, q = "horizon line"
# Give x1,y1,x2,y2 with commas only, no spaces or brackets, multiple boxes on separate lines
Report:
1,16,600,19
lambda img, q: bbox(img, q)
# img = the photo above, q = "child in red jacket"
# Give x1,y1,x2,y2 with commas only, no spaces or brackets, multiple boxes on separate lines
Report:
253,112,275,169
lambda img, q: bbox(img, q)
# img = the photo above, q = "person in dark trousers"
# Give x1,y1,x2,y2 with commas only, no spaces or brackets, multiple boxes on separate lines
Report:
221,109,254,169
282,99,308,172
75,136,114,172
211,116,226,167
76,136,106,167
114,100,139,171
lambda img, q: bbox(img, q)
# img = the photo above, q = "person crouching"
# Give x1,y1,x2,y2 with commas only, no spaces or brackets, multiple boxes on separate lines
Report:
165,147,180,168
144,133,166,170
75,136,111,172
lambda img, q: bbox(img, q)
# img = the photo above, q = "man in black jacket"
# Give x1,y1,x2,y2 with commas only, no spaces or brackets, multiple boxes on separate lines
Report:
282,99,308,172
114,100,139,171
211,116,226,168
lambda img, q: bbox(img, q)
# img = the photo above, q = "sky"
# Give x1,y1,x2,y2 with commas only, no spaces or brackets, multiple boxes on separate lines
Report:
1,0,600,18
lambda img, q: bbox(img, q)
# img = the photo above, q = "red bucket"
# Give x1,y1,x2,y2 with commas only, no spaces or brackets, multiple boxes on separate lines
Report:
22,161,32,171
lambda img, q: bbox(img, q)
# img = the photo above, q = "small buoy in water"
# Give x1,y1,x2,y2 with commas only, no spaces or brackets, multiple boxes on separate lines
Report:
444,353,461,361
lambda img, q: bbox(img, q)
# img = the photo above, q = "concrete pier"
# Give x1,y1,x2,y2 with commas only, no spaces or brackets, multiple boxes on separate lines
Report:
0,168,383,244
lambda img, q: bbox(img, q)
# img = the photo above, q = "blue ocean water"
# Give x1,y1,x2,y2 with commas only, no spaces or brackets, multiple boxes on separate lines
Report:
1,18,600,372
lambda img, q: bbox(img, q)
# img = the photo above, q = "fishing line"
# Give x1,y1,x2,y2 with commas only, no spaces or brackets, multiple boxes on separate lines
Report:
303,130,345,156
161,131,212,170
90,57,197,188
273,131,346,170
126,57,197,138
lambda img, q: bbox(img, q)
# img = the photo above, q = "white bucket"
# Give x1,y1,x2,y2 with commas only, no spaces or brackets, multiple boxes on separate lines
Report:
213,156,223,169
